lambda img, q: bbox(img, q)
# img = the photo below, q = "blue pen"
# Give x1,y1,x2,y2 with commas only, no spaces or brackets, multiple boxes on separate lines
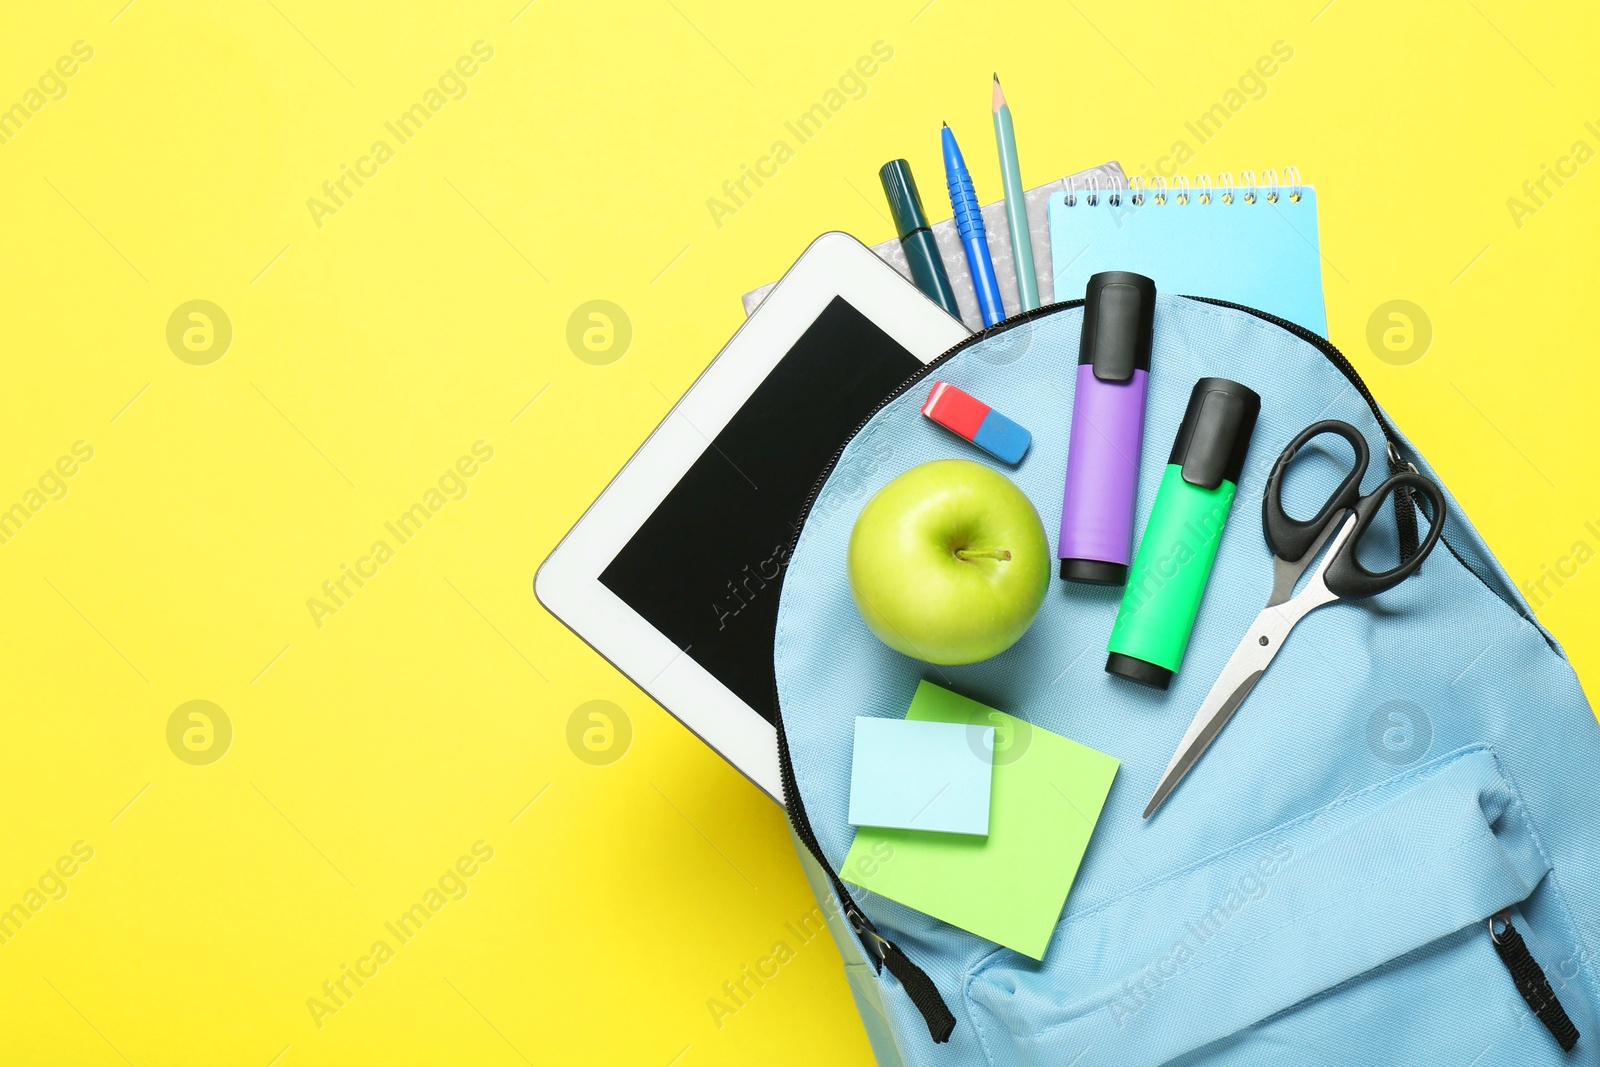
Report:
942,122,1005,327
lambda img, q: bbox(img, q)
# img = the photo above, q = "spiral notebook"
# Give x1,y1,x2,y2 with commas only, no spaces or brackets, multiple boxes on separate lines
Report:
1049,170,1326,336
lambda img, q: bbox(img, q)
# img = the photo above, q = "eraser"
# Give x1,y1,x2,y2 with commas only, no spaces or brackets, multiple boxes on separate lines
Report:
922,381,1032,465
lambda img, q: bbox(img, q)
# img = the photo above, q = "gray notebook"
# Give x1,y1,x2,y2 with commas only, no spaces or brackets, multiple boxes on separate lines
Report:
741,161,1127,330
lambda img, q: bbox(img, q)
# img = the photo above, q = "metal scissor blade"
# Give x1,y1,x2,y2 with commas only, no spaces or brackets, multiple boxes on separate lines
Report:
1142,670,1261,818
1142,601,1303,819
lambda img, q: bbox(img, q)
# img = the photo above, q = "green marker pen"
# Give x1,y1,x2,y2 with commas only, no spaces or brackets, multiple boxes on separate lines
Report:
1106,377,1261,690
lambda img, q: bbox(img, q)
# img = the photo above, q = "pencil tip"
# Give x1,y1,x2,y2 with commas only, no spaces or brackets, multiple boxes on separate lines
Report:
942,120,949,128
991,75,1006,111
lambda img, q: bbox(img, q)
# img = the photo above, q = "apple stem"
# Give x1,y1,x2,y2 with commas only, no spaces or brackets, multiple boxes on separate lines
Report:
954,548,1011,562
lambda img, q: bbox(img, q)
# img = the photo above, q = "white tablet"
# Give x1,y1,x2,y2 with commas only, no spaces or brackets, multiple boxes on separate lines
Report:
535,232,970,803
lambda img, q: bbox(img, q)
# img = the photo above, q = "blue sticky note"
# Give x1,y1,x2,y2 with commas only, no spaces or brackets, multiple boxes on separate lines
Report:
848,717,994,836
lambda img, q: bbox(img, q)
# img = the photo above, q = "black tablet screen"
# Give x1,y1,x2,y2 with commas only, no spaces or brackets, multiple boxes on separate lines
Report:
599,297,925,724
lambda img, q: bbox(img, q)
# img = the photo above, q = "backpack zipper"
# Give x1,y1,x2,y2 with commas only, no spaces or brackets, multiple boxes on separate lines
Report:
1190,297,1546,621
773,301,1074,1044
1189,297,1421,563
771,294,1511,1043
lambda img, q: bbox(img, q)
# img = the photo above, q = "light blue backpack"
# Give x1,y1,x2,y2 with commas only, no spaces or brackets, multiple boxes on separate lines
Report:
772,295,1600,1065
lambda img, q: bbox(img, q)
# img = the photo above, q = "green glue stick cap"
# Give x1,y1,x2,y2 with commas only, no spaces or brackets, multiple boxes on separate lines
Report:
879,159,932,239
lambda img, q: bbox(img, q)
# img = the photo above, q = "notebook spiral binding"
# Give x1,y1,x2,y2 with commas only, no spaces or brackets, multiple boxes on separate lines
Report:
1061,166,1304,208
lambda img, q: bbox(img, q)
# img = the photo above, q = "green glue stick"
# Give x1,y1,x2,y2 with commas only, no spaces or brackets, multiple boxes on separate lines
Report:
1106,378,1261,690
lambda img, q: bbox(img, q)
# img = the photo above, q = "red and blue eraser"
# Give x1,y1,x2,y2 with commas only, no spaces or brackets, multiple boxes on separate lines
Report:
922,381,1032,465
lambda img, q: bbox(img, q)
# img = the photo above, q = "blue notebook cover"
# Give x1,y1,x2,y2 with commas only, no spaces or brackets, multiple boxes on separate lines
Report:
1048,184,1326,336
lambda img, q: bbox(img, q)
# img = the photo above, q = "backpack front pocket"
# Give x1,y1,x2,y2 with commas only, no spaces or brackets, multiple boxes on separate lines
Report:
965,746,1595,1066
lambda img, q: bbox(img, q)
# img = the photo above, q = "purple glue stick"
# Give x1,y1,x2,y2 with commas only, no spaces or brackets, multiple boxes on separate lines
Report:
1058,271,1156,585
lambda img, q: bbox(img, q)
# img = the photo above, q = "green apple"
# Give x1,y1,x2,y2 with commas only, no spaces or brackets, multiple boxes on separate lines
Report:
848,459,1050,664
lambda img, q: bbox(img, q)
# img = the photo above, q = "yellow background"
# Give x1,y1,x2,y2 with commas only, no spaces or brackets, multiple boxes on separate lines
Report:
2,1,1596,1063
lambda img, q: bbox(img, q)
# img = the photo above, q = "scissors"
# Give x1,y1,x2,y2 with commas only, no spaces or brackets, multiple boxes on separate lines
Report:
1143,419,1448,819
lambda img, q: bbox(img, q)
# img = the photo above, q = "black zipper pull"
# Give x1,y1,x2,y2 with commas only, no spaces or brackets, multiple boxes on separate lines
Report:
847,906,956,1043
1491,911,1580,1052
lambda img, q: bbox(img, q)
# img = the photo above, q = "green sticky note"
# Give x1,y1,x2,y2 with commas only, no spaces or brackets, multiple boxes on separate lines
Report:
841,680,1119,960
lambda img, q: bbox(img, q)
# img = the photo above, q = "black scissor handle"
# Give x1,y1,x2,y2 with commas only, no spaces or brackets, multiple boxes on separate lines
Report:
1263,420,1370,563
1323,472,1448,599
